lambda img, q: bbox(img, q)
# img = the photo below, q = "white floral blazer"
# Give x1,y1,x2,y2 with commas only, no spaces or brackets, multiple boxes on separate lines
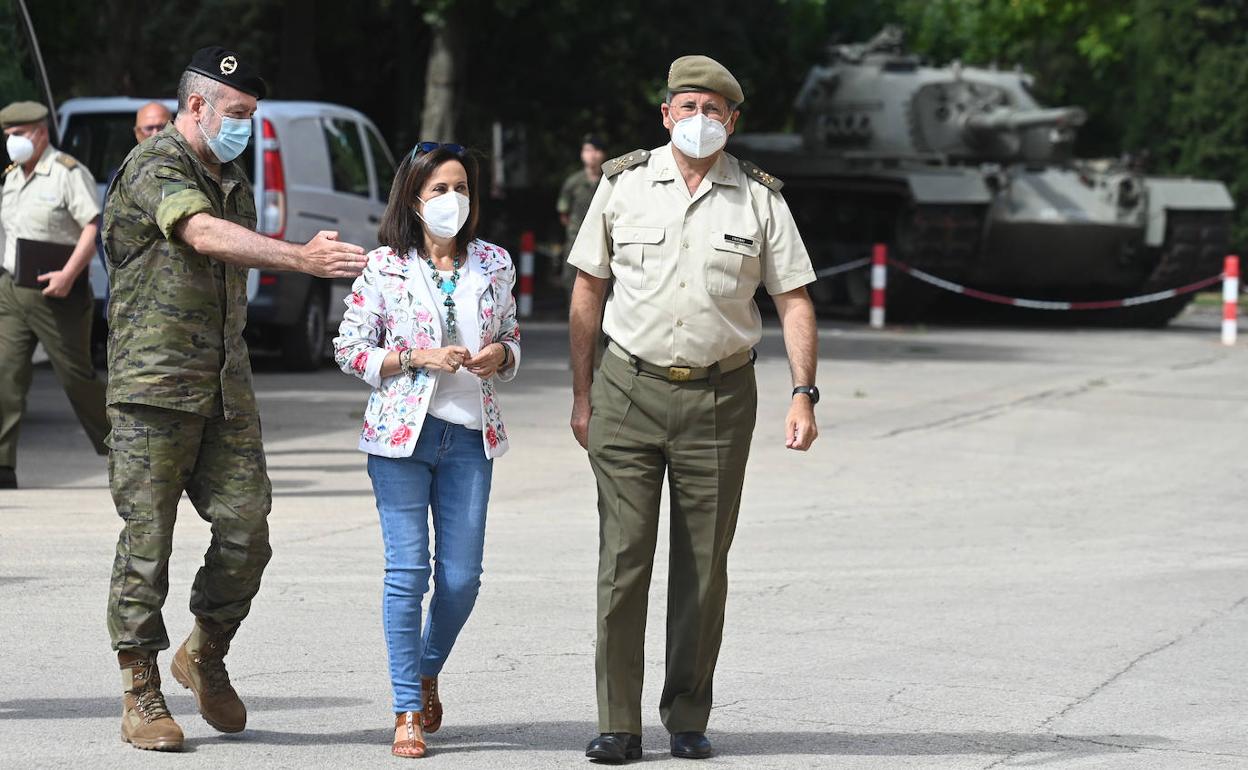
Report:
333,239,521,459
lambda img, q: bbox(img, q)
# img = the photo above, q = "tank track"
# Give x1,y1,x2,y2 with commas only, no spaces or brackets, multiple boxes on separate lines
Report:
888,203,985,320
1100,210,1231,326
794,183,985,320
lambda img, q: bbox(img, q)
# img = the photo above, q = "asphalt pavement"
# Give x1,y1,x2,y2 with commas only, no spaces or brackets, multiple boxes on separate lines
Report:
2,309,1246,769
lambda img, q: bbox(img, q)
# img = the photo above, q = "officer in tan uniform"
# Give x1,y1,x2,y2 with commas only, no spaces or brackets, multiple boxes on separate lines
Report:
0,100,109,490
568,56,820,763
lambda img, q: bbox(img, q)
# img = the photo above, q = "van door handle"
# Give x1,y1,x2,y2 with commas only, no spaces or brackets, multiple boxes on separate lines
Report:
297,211,339,224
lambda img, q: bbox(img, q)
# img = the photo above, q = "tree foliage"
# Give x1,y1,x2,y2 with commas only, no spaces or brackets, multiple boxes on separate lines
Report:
3,0,1247,245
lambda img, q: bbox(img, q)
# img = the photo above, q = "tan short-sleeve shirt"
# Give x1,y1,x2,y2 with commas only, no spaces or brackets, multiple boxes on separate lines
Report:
568,144,815,367
0,147,101,273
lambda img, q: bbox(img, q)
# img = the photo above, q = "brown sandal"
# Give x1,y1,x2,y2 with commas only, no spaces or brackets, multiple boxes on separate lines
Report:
420,677,443,733
392,711,426,758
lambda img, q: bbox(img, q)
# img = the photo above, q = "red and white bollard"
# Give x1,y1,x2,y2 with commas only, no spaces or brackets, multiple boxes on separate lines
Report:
518,230,535,318
1223,254,1239,346
870,243,887,329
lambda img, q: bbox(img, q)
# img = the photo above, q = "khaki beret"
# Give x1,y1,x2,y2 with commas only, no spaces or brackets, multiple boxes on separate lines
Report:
667,55,744,105
0,101,49,129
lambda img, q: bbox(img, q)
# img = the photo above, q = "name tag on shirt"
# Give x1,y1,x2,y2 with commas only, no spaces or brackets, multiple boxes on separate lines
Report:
724,234,754,246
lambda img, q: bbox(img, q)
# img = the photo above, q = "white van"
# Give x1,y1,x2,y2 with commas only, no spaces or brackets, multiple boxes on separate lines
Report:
58,97,396,370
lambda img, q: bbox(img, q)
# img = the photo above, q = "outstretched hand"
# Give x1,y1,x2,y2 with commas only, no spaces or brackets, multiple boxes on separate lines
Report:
301,230,367,278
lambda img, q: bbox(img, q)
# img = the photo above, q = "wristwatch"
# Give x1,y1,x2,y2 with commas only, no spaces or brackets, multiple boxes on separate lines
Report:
792,385,820,405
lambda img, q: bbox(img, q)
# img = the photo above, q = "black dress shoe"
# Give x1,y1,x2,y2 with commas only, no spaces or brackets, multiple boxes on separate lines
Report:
671,731,713,759
0,467,15,490
585,732,642,763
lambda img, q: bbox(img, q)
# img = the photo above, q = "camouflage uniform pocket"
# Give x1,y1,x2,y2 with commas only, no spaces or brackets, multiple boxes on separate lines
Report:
107,426,154,521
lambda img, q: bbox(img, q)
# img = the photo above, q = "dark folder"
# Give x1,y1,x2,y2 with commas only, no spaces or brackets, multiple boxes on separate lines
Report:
14,238,80,290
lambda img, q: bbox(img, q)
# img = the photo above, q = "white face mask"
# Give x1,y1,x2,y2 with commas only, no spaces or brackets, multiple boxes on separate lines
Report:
6,134,35,165
417,191,470,239
671,113,728,159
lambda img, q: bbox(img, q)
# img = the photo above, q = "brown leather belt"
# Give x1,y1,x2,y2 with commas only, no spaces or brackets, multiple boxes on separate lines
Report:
606,339,754,382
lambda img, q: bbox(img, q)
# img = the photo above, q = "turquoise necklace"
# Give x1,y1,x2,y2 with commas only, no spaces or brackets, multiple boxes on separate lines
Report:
423,253,463,343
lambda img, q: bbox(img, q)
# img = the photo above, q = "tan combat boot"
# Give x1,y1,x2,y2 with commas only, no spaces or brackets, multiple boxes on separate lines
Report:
119,651,184,751
171,620,247,733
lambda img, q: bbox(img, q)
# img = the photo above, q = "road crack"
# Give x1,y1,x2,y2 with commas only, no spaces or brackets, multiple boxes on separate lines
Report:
880,379,1109,438
983,595,1248,768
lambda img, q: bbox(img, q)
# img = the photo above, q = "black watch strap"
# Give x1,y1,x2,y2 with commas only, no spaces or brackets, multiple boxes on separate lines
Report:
792,385,820,405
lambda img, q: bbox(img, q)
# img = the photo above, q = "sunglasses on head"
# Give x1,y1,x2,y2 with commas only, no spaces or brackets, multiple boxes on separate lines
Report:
410,141,467,159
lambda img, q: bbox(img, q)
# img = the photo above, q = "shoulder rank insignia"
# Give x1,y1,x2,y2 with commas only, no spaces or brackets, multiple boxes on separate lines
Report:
603,149,650,179
739,159,783,192
54,154,79,170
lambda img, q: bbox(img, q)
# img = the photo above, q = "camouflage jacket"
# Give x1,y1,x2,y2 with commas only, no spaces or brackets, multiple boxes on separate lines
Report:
102,124,257,419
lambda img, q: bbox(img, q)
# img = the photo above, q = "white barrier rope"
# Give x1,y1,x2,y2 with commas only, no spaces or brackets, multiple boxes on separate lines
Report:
813,257,872,279
887,257,1224,310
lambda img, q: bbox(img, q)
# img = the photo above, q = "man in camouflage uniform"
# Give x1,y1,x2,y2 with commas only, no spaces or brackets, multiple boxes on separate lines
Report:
556,134,606,296
0,101,110,490
103,46,367,751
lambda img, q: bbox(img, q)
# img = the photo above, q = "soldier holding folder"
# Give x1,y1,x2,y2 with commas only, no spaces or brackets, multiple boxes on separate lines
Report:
0,100,109,490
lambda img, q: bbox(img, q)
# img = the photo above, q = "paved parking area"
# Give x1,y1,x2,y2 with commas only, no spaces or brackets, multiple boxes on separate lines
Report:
2,312,1246,768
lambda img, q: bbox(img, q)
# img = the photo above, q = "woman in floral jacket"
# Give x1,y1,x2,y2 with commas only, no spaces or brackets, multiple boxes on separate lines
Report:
333,143,520,759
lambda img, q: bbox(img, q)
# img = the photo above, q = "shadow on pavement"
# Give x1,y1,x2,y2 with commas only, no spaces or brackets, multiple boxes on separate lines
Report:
0,695,368,720
226,721,1163,760
0,699,1164,761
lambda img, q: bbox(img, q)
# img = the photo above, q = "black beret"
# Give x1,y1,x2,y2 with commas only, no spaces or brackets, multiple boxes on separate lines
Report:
581,133,606,150
186,46,267,99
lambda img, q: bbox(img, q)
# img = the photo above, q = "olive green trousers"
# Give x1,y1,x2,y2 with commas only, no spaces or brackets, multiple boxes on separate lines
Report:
106,402,272,651
588,349,757,735
0,271,108,468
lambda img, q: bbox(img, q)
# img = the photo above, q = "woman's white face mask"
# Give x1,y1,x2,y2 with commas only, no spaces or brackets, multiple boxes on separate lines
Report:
417,191,470,239
670,113,729,159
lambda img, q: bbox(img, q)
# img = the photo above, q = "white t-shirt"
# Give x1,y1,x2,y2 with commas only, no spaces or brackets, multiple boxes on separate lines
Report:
423,263,483,430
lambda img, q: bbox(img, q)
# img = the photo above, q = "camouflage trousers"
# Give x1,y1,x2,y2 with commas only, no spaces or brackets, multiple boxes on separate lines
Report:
106,403,272,651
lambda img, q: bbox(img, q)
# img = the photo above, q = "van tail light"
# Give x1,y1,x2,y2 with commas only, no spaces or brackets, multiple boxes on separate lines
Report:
259,118,286,240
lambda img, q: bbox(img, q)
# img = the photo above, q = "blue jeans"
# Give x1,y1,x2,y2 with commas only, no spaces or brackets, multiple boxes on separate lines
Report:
367,417,493,713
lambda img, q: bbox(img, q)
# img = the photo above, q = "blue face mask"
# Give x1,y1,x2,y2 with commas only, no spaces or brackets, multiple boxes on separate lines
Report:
198,98,252,163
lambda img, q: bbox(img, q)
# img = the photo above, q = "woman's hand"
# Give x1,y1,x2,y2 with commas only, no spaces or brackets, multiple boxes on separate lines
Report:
418,345,472,372
465,343,508,379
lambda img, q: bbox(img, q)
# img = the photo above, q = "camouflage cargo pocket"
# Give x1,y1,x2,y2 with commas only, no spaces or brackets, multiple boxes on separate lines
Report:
107,426,154,521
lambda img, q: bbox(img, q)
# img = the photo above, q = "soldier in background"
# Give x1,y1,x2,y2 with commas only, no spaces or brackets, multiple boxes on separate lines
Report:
133,101,172,143
556,134,606,297
102,46,367,752
0,101,109,490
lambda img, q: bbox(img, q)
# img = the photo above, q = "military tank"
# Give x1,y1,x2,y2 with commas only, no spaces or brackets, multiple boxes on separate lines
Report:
731,26,1234,324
